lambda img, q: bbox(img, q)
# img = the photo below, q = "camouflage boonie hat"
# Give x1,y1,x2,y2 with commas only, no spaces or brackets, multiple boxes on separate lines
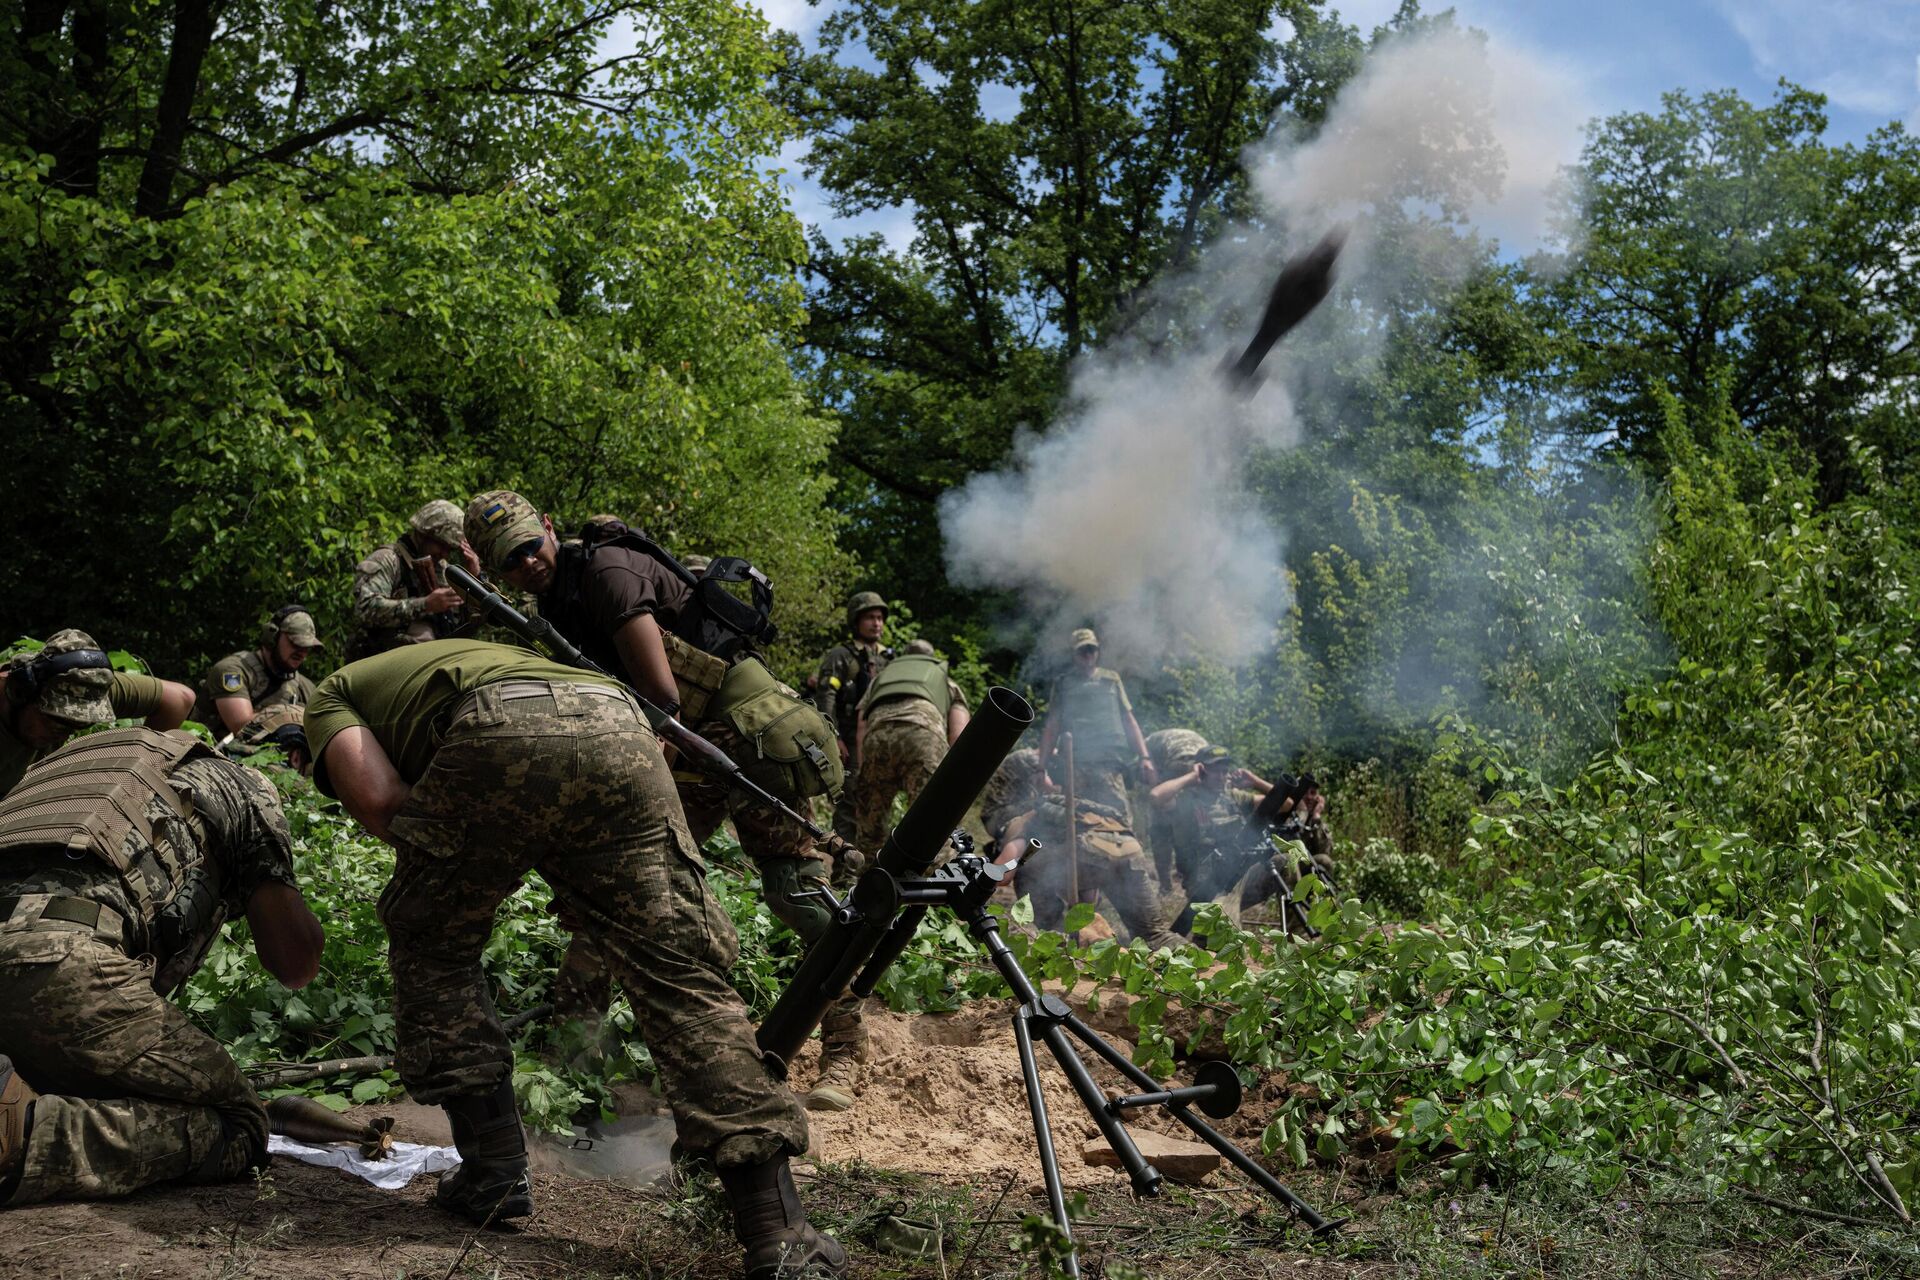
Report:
274,608,326,650
409,499,466,548
11,628,115,726
465,490,545,572
1070,627,1099,651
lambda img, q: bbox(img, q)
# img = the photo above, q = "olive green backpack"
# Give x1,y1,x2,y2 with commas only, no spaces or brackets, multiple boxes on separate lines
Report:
710,658,843,802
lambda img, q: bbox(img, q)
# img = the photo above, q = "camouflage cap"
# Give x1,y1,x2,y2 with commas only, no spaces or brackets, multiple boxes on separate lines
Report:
465,490,546,572
682,553,712,575
902,638,936,656
236,703,305,749
1070,627,1099,651
1197,744,1236,767
12,628,116,726
274,608,326,650
409,499,466,548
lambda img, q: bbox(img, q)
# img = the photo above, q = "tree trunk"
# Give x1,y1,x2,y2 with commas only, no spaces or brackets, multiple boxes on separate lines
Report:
135,0,217,219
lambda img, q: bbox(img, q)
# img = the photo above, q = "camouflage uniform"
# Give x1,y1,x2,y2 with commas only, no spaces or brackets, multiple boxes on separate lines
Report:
1143,729,1208,890
0,734,297,1203
1013,796,1184,951
1162,782,1335,932
306,641,807,1168
980,748,1043,846
345,500,474,661
835,652,967,856
1,630,178,797
465,492,859,1102
812,592,892,760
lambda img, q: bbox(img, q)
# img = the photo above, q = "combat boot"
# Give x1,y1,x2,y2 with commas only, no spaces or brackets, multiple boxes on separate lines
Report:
437,1079,533,1225
806,1043,863,1113
0,1055,38,1203
718,1155,848,1279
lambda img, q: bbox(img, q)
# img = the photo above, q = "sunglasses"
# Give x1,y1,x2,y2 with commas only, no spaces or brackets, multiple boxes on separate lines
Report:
502,537,544,571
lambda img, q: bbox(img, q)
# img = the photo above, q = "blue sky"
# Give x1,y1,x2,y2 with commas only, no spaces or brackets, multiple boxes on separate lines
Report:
755,0,1920,249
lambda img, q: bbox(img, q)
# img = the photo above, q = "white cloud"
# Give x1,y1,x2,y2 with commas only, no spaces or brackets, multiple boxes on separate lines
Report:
1712,0,1920,118
753,0,834,40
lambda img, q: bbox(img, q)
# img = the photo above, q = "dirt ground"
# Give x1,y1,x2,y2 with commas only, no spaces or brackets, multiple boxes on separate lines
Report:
2,1001,1371,1279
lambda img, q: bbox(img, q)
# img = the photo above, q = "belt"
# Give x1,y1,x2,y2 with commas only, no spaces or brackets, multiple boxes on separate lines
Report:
0,893,129,945
488,679,634,704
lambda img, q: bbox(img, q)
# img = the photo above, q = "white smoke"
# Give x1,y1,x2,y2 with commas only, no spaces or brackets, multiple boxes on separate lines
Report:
938,22,1589,670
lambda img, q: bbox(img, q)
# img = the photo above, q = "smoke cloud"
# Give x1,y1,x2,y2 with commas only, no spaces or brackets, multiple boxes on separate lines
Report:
938,22,1590,671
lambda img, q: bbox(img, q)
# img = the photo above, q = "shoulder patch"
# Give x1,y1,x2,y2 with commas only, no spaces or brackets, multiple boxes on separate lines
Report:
221,671,243,693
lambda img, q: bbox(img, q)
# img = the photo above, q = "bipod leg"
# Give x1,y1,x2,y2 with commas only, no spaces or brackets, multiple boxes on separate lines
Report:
1012,1006,1080,1278
1059,1011,1343,1235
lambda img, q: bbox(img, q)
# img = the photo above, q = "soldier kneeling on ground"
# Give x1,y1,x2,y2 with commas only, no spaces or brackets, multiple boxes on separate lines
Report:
983,749,1184,951
0,727,325,1206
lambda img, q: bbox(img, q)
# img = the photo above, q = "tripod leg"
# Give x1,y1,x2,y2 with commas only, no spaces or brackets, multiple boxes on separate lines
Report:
1037,1019,1163,1198
1013,1007,1081,1279
1060,1013,1335,1232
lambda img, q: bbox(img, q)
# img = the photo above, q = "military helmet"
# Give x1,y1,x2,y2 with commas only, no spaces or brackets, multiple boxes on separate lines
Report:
409,499,465,549
5,629,115,726
1145,728,1208,775
902,638,936,656
846,591,889,632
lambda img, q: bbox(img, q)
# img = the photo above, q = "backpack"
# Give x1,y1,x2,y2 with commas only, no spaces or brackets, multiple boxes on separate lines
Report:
709,658,843,802
587,534,778,662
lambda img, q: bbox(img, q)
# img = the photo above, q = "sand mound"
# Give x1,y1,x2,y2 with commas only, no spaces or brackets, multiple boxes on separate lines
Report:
793,1000,1211,1191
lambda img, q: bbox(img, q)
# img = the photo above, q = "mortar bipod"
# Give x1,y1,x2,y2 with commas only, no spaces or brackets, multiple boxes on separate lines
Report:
874,853,1341,1276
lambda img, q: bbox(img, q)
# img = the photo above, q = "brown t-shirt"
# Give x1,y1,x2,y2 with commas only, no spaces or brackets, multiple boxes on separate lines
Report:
577,544,694,633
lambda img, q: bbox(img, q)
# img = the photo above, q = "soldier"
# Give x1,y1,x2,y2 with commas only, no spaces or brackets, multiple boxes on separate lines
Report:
1036,628,1156,823
345,500,480,661
0,728,325,1206
837,639,970,859
305,639,844,1277
193,606,325,736
222,704,313,775
1,630,195,797
810,592,892,767
1143,728,1208,891
996,793,1185,951
1148,745,1334,931
462,493,862,1112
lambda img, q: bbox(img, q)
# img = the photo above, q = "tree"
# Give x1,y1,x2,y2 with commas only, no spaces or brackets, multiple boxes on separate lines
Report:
1538,86,1920,502
2,0,852,671
779,0,1348,640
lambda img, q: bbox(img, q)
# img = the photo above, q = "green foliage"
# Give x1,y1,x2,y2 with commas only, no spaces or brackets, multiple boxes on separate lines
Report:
1,0,852,676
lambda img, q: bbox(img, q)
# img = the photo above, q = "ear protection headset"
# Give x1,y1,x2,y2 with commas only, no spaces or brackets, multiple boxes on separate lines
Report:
263,604,308,644
5,647,112,703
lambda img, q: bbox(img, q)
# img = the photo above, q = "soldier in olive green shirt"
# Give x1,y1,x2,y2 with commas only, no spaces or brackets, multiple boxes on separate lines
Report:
193,607,326,735
0,629,194,797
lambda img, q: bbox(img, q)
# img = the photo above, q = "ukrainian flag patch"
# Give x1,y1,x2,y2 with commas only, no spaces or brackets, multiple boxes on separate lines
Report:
483,502,508,526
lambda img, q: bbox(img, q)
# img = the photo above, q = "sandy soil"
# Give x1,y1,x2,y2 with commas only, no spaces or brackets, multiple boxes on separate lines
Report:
1,1001,1321,1279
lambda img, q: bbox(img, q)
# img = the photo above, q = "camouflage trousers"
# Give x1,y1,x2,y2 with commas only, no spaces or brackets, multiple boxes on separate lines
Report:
1018,828,1184,951
379,682,807,1167
552,708,868,1064
0,922,264,1204
833,718,946,855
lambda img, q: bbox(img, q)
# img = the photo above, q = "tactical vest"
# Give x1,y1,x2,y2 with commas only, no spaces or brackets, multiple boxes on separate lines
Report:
1053,672,1129,759
864,653,952,719
0,728,214,937
592,534,777,662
